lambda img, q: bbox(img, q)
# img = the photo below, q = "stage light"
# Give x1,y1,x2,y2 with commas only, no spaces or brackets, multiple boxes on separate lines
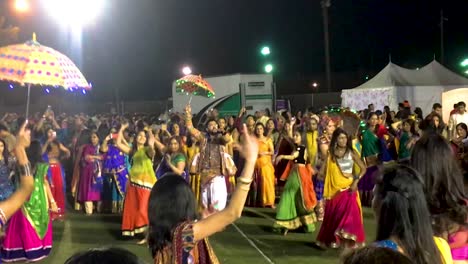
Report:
182,66,192,75
14,0,30,12
312,82,318,87
261,46,270,56
41,0,105,27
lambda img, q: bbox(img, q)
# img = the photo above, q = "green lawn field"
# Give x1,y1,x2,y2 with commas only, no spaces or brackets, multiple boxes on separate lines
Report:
41,207,376,264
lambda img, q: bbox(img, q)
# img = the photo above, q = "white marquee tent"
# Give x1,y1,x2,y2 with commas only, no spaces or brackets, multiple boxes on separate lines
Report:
341,60,468,121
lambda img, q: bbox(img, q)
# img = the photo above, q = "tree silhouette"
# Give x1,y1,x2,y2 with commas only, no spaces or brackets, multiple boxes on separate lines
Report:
0,17,20,46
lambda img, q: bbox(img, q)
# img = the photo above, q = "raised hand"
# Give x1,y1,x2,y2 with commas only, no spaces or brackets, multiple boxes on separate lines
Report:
16,120,31,148
147,129,155,147
121,122,129,131
185,105,192,115
236,124,259,163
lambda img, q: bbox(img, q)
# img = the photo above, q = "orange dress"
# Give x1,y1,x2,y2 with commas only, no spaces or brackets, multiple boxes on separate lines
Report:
256,138,276,207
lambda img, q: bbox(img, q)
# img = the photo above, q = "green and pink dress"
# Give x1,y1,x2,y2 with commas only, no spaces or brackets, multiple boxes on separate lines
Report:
1,163,53,262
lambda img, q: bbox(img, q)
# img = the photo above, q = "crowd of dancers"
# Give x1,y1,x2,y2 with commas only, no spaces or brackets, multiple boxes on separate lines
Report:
0,100,466,263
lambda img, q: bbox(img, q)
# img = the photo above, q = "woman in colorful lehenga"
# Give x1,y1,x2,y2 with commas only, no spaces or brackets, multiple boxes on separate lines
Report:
154,136,187,181
71,129,92,211
248,123,275,208
116,124,156,243
358,112,381,206
1,141,58,262
274,131,317,234
100,134,128,214
274,120,294,197
77,132,104,215
42,128,70,220
316,128,366,249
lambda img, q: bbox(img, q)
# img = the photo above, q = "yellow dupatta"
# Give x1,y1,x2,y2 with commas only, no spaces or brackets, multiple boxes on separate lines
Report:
306,131,318,166
323,155,354,199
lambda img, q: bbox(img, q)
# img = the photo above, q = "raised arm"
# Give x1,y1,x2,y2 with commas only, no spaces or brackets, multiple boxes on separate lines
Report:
145,129,156,159
59,143,71,159
0,121,34,224
184,105,204,142
192,124,258,242
101,134,111,153
165,154,186,176
115,123,131,154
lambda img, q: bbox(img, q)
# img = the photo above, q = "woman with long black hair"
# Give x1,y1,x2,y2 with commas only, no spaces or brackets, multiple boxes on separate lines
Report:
411,133,467,262
373,164,451,264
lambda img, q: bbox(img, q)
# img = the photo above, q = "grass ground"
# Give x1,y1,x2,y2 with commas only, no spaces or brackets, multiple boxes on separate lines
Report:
41,207,376,264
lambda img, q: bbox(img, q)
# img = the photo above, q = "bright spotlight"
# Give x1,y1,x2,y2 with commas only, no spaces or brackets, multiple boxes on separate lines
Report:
182,66,192,75
312,82,318,88
42,0,105,27
261,46,271,56
15,0,30,12
264,64,273,73
462,59,468,67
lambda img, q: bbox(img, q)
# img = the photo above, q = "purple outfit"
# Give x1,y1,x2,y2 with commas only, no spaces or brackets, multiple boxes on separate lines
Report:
77,144,102,202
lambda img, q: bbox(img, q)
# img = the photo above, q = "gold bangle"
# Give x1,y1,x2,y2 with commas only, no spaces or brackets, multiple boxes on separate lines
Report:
237,177,252,185
239,185,250,191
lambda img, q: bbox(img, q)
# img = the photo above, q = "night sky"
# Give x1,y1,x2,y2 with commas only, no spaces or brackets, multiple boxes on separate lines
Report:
1,0,467,101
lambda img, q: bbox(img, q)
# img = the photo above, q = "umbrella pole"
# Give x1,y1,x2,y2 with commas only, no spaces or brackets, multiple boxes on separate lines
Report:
26,83,31,118
188,95,193,105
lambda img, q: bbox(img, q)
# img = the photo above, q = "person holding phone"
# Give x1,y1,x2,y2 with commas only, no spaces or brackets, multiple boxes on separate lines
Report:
100,131,129,214
41,128,70,221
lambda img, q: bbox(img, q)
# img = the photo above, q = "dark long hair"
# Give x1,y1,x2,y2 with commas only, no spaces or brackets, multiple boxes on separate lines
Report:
329,128,353,161
254,122,266,137
456,123,468,139
0,138,9,164
420,112,446,135
131,130,149,155
64,247,145,264
375,164,442,264
410,133,467,236
26,140,44,176
342,246,413,264
148,174,198,257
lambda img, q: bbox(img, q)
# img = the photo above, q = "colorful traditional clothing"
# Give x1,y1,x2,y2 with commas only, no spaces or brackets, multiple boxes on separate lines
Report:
44,142,66,220
77,144,102,203
47,163,66,220
359,128,381,206
122,146,156,236
153,221,219,264
248,138,275,207
190,133,236,212
102,145,128,214
1,163,52,262
156,153,188,181
274,145,317,232
187,144,201,205
316,156,365,248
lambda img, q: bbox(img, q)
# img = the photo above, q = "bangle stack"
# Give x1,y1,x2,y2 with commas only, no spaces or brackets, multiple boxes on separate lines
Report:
18,163,32,177
237,177,253,191
0,208,7,227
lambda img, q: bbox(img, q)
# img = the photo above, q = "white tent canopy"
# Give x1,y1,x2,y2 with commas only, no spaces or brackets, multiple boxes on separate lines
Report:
341,60,468,120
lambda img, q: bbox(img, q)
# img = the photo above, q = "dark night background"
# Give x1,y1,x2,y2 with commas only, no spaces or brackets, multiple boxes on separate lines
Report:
1,0,467,102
